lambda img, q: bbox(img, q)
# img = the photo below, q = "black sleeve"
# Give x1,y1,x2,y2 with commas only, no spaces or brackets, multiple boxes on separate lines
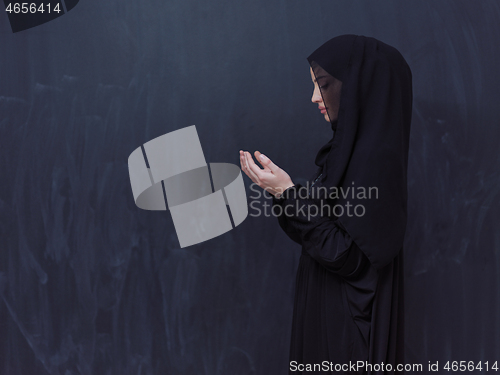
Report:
271,186,303,246
272,184,371,280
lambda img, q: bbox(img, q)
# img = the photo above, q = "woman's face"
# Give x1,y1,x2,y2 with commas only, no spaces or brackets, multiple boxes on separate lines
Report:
310,67,330,122
309,66,342,124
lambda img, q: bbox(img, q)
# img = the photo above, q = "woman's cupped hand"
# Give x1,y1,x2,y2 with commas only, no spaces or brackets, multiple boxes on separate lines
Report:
239,150,295,198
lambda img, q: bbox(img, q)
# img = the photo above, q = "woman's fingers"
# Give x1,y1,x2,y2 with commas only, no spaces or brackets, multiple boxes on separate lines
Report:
240,150,260,184
239,151,251,178
240,150,287,197
239,150,293,198
239,151,249,176
254,150,271,171
244,151,263,182
239,150,246,171
245,151,267,180
255,151,279,174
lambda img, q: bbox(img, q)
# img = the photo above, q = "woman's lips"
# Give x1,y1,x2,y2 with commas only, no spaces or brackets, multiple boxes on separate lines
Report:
320,108,327,114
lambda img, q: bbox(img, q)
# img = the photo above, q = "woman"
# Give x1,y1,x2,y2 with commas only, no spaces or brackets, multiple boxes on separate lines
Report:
240,34,412,374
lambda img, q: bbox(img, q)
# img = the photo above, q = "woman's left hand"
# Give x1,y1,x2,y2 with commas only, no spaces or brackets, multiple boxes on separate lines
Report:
239,150,294,198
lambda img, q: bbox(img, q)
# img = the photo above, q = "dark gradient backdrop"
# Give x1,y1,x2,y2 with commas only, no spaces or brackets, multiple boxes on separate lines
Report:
1,1,499,374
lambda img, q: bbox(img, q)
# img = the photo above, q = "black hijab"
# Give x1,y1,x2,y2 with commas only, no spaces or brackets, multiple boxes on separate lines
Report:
307,35,413,270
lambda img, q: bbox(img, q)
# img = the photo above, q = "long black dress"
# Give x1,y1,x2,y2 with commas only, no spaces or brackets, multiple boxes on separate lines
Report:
273,171,404,374
272,34,411,374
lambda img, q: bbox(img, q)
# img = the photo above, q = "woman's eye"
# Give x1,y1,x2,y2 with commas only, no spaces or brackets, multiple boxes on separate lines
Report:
319,84,328,89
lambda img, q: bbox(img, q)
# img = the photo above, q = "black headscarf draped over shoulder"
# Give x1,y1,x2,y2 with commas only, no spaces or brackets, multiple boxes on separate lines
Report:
307,35,413,270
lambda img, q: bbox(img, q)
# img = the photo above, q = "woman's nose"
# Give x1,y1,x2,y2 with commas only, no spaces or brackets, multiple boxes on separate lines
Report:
311,86,322,103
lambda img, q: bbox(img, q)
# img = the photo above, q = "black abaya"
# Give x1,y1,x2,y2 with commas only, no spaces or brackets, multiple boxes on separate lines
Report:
272,35,411,374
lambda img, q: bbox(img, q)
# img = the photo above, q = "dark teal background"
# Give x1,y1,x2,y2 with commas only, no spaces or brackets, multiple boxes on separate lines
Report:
1,1,499,373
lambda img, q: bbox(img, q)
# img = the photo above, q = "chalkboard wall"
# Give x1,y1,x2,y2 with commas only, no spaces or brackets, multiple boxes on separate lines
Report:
1,0,499,374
